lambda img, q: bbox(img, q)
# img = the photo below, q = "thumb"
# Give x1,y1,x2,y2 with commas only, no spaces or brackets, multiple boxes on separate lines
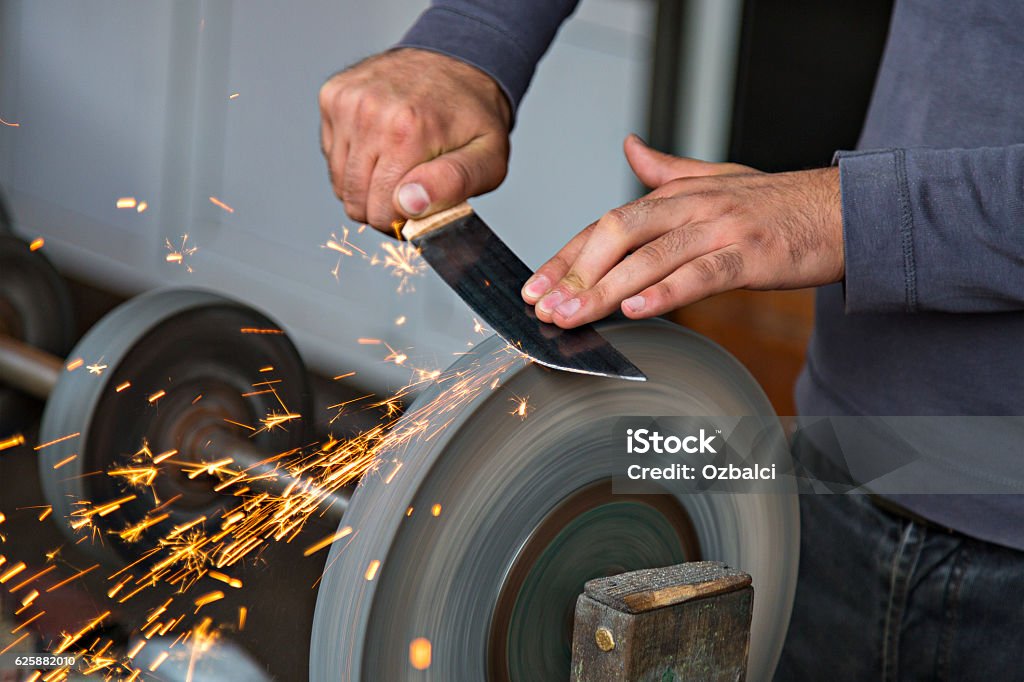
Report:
624,133,750,188
393,136,508,218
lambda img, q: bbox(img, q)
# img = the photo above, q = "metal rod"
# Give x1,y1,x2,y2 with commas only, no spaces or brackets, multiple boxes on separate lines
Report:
0,333,62,399
0,330,350,524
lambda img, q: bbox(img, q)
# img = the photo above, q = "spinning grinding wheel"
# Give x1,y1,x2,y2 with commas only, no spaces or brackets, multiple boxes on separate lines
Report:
310,318,799,681
36,288,314,563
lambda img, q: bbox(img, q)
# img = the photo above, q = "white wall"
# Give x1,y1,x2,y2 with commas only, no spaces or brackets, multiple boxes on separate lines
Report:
0,0,654,393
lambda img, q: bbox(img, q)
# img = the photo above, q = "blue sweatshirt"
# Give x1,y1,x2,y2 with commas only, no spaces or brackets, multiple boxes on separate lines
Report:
398,0,1024,549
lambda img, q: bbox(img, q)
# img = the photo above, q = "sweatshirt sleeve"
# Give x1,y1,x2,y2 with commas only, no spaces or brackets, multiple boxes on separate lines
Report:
395,0,580,118
838,144,1024,313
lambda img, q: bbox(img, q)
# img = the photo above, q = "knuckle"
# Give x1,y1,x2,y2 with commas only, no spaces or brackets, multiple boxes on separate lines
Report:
560,269,587,292
600,206,634,239
634,240,667,269
388,106,421,145
438,157,473,195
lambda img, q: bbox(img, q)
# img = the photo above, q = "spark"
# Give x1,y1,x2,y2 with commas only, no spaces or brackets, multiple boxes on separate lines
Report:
395,315,406,326
165,234,199,273
0,562,26,583
46,563,99,592
51,454,77,469
0,434,25,452
410,637,432,670
431,504,442,517
193,590,224,612
302,526,353,557
54,610,110,654
209,196,234,213
115,381,132,392
229,92,240,99
364,560,381,581
148,389,166,404
34,432,80,451
357,337,381,345
87,359,108,375
65,358,83,371
510,396,530,420
137,201,148,213
0,116,20,127
116,197,138,209
238,607,247,631
239,327,284,335
473,318,488,334
29,237,44,251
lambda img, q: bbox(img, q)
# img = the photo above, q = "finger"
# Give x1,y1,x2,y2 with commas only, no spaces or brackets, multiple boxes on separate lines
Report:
521,222,595,306
366,146,431,230
341,145,378,225
621,246,748,318
535,196,691,320
549,224,718,328
624,134,753,188
393,134,508,218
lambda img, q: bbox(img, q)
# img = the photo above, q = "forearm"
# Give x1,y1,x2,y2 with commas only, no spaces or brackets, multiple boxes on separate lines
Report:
839,143,1024,313
396,0,580,117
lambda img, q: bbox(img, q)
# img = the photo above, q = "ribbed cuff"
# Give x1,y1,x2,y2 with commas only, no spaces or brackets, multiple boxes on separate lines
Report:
835,148,917,313
396,6,533,121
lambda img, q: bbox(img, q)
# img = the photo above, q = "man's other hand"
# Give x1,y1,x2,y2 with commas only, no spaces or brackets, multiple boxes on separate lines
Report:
522,134,844,326
319,48,512,232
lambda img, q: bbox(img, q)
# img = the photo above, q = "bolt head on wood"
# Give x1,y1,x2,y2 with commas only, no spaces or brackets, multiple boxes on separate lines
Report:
595,626,615,652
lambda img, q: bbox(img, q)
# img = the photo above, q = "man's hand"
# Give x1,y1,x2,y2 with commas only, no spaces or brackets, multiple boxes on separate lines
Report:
522,134,844,327
319,48,512,231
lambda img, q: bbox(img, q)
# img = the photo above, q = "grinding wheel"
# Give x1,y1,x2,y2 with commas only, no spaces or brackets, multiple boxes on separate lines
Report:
38,288,313,564
310,318,798,681
0,235,75,432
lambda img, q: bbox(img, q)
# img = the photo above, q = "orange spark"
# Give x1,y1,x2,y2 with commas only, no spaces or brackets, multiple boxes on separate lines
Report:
431,504,442,517
238,606,248,631
364,560,381,581
52,454,77,469
0,434,25,451
209,196,234,213
115,381,132,392
65,358,83,371
34,432,80,451
148,390,166,404
116,197,138,209
29,237,44,251
239,327,284,335
302,526,353,557
193,590,224,612
410,637,432,670
0,117,20,127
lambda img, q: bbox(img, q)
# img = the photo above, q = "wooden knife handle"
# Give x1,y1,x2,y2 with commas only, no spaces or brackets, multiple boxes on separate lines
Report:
401,201,474,241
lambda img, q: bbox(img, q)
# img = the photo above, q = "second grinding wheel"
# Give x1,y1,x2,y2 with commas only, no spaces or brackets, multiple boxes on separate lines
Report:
310,318,799,681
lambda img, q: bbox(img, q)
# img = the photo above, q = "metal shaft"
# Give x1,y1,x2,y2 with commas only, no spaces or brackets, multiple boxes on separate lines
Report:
0,333,62,399
0,330,349,522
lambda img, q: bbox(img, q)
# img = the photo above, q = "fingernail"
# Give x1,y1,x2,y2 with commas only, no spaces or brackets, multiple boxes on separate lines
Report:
624,295,645,312
555,298,581,318
397,183,430,216
523,275,550,299
537,290,564,314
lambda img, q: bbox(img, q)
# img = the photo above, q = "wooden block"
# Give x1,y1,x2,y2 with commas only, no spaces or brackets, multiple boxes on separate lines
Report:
570,561,753,682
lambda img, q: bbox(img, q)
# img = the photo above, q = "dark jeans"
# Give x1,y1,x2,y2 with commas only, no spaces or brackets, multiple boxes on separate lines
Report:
774,493,1024,681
